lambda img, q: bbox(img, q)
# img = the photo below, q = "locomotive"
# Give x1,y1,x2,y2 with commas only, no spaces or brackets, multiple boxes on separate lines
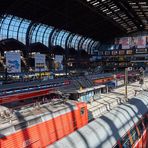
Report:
0,100,88,148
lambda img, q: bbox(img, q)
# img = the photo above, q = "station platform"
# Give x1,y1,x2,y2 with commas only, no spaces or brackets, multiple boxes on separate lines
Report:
87,77,148,121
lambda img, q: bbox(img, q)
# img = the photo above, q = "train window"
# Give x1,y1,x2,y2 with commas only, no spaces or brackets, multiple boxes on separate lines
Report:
14,122,28,131
122,135,131,148
80,107,85,115
130,128,138,144
137,121,144,135
143,116,148,127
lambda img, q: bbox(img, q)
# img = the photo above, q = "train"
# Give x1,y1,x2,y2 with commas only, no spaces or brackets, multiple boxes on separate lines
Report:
48,91,148,148
1,74,147,148
0,100,88,148
93,76,114,85
0,88,55,104
0,74,114,105
0,73,116,103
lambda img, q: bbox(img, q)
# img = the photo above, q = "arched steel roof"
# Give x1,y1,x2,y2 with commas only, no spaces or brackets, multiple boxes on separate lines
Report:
0,15,100,54
0,0,127,41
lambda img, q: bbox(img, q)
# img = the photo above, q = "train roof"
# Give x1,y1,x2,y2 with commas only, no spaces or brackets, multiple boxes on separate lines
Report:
0,100,78,132
48,91,148,148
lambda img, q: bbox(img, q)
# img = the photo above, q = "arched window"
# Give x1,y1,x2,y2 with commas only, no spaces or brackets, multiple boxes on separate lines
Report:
70,35,79,50
0,15,31,44
31,24,40,43
55,30,65,46
0,14,100,53
0,15,13,40
74,36,82,50
35,25,47,43
17,19,31,44
43,27,54,46
61,32,70,48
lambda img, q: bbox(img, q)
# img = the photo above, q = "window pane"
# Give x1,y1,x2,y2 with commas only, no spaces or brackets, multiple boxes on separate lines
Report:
0,15,13,39
137,121,144,134
43,27,53,47
130,128,138,144
36,25,47,43
122,135,131,148
17,19,31,44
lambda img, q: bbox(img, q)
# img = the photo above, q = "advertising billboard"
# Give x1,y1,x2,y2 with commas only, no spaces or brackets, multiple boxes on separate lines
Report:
117,36,148,49
129,37,138,49
119,37,130,49
35,53,46,72
6,51,21,73
137,36,146,48
54,55,63,71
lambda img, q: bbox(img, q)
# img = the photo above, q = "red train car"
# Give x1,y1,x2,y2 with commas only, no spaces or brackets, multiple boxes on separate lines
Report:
0,88,55,104
93,76,114,85
0,100,88,148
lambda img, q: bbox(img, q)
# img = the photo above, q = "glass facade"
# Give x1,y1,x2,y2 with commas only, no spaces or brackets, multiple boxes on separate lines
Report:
17,19,31,44
1,15,13,40
0,14,99,53
43,27,54,46
61,32,70,48
0,15,31,44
